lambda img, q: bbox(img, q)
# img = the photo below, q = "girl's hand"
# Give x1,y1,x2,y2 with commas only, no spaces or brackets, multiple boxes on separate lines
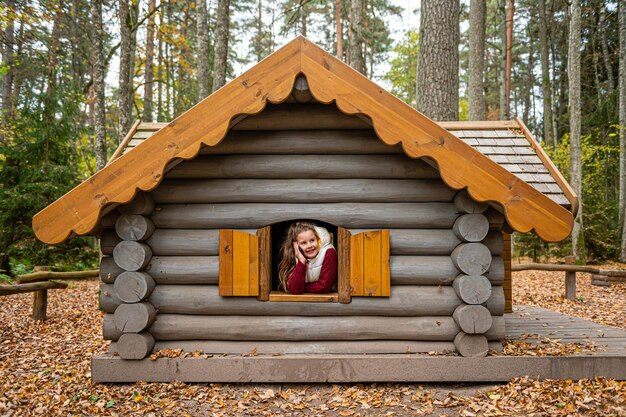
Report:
293,242,307,264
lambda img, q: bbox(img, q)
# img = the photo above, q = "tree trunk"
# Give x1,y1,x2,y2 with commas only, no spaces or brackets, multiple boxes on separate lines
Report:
349,0,364,73
119,0,133,138
2,0,15,126
197,0,210,100
143,0,156,120
336,0,343,59
499,0,507,119
156,5,164,121
416,0,459,121
91,0,107,170
538,0,554,148
504,0,514,119
618,3,626,262
468,0,486,120
599,5,614,97
212,0,230,92
569,0,584,262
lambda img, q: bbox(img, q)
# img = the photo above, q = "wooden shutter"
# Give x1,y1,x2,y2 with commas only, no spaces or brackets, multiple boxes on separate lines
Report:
349,230,390,297
219,230,259,296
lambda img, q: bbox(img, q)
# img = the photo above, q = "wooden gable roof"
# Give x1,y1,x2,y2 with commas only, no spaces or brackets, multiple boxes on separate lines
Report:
32,36,575,244
117,118,575,211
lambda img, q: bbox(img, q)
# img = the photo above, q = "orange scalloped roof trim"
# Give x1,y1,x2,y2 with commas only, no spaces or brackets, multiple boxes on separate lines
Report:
32,37,574,244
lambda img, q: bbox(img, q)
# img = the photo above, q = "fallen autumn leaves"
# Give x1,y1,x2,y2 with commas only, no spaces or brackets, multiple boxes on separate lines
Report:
0,268,624,416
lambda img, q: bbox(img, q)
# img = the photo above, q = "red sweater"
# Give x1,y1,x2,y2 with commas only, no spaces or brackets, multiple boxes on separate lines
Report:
286,248,338,294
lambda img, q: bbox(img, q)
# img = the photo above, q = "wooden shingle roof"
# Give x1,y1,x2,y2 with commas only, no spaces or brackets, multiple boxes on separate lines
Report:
32,36,575,244
116,119,575,211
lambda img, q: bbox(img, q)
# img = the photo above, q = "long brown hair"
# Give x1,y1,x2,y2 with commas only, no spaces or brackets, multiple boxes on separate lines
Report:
278,221,319,291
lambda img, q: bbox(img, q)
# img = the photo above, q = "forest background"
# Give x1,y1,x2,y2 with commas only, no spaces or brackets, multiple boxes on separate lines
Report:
0,0,624,278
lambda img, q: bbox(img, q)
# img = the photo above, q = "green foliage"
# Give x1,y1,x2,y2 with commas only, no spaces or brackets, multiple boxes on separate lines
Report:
514,128,622,262
382,30,418,106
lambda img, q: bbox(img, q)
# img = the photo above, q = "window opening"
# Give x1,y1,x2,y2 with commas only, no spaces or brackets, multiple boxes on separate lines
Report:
270,219,338,292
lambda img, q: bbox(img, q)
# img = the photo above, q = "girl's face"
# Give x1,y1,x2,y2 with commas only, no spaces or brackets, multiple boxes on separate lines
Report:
296,230,319,259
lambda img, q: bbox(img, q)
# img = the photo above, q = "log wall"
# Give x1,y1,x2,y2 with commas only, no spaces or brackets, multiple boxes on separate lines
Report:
100,104,506,359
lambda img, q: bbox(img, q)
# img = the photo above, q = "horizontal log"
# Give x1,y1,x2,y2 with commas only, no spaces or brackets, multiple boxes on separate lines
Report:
165,155,439,180
99,284,503,316
230,103,371,130
482,231,503,254
117,192,154,215
486,286,505,316
149,315,461,341
145,228,502,257
101,254,502,289
16,270,99,284
146,229,255,256
151,203,459,229
146,256,219,284
486,257,504,285
100,229,121,255
390,256,459,284
512,263,601,274
114,271,156,303
453,275,492,305
0,280,68,296
484,316,505,340
104,314,505,343
453,304,493,334
151,179,455,204
484,208,505,230
114,302,157,333
200,130,403,155
100,256,124,283
142,255,460,285
103,314,122,340
113,241,153,272
112,340,463,354
451,243,492,276
117,332,155,360
453,190,488,214
454,332,488,357
453,214,489,242
115,215,155,241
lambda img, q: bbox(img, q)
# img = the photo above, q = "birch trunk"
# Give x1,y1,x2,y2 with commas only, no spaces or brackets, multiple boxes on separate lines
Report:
143,0,156,120
416,0,459,121
212,0,230,92
336,0,343,59
538,0,554,148
348,0,364,73
91,0,107,170
468,0,486,121
196,0,210,100
568,0,584,262
618,3,626,262
1,0,15,122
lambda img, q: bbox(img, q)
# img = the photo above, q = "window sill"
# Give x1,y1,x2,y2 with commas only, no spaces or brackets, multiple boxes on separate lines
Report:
268,291,339,302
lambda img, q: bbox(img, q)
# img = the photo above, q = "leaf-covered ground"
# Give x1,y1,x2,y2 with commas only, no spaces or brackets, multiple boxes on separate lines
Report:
0,269,624,416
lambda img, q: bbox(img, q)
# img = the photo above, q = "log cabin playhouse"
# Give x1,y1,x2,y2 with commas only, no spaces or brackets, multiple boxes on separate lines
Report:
33,37,576,382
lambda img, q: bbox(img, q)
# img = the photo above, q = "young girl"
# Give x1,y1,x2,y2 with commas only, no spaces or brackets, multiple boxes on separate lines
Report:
278,221,338,294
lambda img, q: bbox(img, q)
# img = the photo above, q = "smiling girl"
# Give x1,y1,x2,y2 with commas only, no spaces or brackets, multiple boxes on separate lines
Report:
277,221,338,294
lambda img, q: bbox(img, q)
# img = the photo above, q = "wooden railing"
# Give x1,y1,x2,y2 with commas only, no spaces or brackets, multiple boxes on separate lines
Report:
512,256,626,300
0,269,99,321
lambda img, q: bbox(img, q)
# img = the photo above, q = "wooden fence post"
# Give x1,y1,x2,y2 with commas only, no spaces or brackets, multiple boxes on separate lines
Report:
32,266,50,321
564,256,576,300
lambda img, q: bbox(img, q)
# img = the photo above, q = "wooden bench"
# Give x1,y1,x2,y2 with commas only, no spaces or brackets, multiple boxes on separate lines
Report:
0,268,99,321
511,256,625,300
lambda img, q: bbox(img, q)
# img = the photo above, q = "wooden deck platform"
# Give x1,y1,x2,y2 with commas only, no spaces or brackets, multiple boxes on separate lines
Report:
92,306,626,382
